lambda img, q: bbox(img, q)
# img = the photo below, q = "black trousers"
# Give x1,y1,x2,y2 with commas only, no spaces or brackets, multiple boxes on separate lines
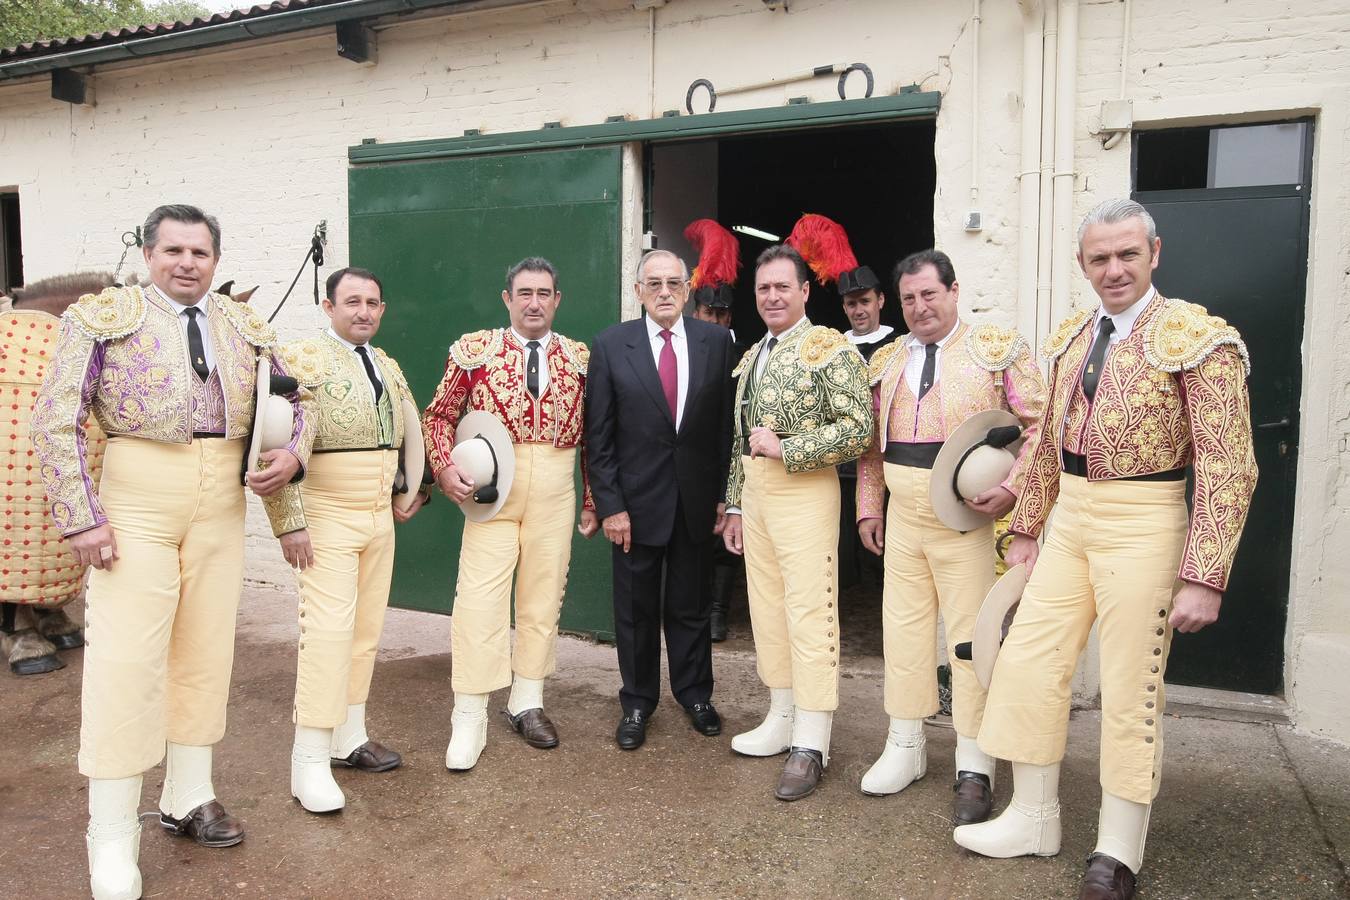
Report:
612,499,715,715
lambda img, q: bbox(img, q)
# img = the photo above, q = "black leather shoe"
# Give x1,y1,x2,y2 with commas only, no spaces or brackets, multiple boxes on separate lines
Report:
775,748,824,801
684,702,722,736
1078,853,1137,899
952,771,994,824
615,710,650,750
503,708,560,749
331,740,402,772
159,799,245,848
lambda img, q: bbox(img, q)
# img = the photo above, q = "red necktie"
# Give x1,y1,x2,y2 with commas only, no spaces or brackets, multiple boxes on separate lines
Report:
659,329,678,422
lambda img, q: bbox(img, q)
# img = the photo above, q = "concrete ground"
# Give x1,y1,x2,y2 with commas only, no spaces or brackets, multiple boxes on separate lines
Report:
3,582,1348,900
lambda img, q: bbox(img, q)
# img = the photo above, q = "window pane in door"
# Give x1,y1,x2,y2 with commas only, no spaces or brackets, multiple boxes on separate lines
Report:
1207,123,1306,188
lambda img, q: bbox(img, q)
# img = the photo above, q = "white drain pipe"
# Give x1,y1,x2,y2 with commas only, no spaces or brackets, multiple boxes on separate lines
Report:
1035,1,1059,344
1049,0,1081,329
1016,0,1044,343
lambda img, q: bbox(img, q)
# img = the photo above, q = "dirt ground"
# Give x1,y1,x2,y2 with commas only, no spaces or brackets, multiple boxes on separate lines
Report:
2,579,1348,899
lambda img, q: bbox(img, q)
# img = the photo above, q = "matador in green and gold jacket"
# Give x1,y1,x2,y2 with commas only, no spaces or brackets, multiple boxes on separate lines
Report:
726,316,873,506
263,331,423,534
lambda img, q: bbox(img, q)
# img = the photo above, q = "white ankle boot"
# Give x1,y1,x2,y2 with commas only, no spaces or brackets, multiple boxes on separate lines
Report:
953,762,1061,857
791,708,833,766
446,692,488,770
331,704,370,761
88,775,143,900
291,725,345,813
1095,791,1151,873
731,687,794,757
159,742,215,820
860,717,926,796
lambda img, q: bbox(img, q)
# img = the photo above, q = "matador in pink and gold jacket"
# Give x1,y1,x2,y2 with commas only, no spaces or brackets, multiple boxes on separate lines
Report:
1009,294,1257,591
857,321,1046,520
31,285,315,538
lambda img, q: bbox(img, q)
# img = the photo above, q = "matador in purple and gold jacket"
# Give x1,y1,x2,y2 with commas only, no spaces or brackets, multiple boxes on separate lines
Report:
32,284,315,538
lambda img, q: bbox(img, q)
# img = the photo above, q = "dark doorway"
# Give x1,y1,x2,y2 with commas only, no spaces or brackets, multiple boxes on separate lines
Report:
1,193,22,294
646,120,938,659
648,120,937,344
1134,119,1311,695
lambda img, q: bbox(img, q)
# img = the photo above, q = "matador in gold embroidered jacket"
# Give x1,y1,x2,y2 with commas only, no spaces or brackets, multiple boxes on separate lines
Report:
1010,294,1258,590
262,332,422,535
31,285,315,538
856,321,1046,520
423,327,595,508
726,317,873,507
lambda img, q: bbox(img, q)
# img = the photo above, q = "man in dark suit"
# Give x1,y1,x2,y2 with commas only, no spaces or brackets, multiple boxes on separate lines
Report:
585,249,735,749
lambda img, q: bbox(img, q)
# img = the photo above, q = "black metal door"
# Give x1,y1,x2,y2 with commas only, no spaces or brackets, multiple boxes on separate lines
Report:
1134,130,1309,693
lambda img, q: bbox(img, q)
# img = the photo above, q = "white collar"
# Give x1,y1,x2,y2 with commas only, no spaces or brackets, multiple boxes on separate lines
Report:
326,327,371,353
1095,286,1156,337
905,320,960,349
847,324,894,345
512,328,552,350
153,283,208,314
645,315,686,340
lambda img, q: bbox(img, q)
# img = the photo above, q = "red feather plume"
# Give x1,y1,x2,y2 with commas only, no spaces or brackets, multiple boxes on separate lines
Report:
684,219,741,290
785,214,860,285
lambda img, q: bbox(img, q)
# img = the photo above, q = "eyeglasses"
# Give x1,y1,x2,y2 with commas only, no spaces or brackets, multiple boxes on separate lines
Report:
641,278,688,293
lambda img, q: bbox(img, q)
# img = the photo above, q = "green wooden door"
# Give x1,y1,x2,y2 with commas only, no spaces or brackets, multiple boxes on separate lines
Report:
348,146,621,638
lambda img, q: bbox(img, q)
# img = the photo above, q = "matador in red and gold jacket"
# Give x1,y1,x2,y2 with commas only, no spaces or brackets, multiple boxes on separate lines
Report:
422,318,595,770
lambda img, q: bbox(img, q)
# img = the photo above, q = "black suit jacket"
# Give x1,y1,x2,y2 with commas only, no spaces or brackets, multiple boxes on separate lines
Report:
585,316,735,547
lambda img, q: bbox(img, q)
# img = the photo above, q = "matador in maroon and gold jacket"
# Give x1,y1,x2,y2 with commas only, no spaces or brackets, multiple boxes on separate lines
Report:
1010,294,1258,590
422,327,594,508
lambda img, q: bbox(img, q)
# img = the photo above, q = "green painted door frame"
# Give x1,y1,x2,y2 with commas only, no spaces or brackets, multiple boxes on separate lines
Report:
348,94,942,639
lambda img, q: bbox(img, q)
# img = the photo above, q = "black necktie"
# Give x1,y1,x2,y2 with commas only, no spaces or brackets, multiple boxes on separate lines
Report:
742,337,778,437
184,306,209,381
356,345,384,403
526,340,541,398
1081,317,1116,401
917,342,938,401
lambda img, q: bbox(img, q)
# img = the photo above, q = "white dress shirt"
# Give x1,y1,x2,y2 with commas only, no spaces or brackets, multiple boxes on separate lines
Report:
327,327,385,402
512,328,552,396
1093,285,1156,346
156,285,216,375
646,315,690,430
902,321,960,397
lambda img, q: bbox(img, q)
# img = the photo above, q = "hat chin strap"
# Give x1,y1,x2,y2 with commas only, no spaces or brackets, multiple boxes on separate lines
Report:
951,425,1023,502
471,434,500,504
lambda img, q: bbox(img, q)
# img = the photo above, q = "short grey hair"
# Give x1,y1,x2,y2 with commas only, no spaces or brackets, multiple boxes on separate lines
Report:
143,204,222,256
635,249,689,283
1077,198,1157,248
505,256,559,293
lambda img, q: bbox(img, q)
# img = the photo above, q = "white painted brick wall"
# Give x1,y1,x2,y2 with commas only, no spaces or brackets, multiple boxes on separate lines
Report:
1,0,1347,741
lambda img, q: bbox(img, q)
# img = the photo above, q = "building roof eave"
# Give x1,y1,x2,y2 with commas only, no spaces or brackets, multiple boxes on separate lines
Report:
0,0,503,81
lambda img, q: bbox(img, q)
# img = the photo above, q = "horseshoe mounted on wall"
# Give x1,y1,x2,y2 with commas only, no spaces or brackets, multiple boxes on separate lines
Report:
838,62,874,100
686,78,716,115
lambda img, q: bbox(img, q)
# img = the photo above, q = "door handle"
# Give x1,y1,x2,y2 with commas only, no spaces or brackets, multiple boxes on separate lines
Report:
1256,417,1291,430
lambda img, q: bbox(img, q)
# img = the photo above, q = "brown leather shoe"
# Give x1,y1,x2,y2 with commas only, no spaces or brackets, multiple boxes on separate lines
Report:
774,748,824,802
159,799,244,848
332,740,402,772
503,708,559,749
952,771,994,824
1078,853,1137,900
